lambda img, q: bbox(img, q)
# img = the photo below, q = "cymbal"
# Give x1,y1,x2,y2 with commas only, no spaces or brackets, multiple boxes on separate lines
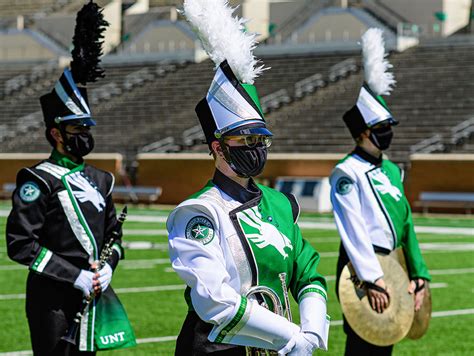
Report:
407,283,432,339
389,248,432,339
338,254,415,346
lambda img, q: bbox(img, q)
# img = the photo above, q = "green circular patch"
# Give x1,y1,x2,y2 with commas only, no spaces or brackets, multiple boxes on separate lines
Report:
19,181,41,202
336,176,354,195
185,216,215,245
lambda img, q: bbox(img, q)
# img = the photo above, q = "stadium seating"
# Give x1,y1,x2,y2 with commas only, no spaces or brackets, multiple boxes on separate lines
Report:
0,52,353,153
0,0,72,17
266,44,474,162
0,42,473,164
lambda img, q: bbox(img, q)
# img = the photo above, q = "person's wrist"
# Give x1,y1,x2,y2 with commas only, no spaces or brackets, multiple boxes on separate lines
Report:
277,329,300,355
303,332,320,349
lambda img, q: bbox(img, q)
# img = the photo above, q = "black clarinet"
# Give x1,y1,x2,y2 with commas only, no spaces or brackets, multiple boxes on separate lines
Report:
61,206,128,345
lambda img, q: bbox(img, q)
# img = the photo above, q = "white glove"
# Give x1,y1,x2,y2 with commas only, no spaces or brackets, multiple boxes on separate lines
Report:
283,332,320,356
98,263,113,292
73,269,95,297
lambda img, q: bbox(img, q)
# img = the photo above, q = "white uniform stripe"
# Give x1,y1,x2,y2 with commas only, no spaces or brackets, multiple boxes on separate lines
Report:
107,173,115,197
58,191,94,256
24,168,51,192
36,162,69,180
112,244,122,259
79,304,90,351
35,250,52,273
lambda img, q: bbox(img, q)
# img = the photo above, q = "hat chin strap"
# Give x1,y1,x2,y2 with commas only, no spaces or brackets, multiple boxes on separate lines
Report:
58,126,73,154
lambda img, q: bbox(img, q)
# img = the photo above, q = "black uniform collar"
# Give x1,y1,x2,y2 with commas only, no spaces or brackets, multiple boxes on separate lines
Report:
352,146,383,166
212,169,262,204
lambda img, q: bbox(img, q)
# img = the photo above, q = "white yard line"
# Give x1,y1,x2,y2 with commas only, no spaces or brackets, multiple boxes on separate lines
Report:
2,308,472,354
430,268,474,275
122,242,168,250
1,210,473,233
0,258,172,272
0,270,458,301
127,215,167,223
115,285,184,293
0,284,186,301
429,283,449,288
432,308,474,317
298,221,473,236
137,335,178,344
419,243,474,251
123,229,168,236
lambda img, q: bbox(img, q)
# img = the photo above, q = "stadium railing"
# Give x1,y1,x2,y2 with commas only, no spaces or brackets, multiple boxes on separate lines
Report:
261,89,292,114
141,136,181,153
450,117,474,145
410,134,446,154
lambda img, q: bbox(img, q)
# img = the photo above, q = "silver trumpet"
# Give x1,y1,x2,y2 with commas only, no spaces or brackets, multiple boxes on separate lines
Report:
245,272,292,356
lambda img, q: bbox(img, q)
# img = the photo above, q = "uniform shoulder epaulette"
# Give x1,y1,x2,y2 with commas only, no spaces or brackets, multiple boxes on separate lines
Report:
16,165,52,194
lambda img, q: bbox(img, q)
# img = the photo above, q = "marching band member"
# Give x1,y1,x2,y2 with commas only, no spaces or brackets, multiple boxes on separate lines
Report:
6,2,134,354
167,1,330,354
330,28,431,355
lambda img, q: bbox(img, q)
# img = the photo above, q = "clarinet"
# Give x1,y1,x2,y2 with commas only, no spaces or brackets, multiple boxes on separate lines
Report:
61,206,128,345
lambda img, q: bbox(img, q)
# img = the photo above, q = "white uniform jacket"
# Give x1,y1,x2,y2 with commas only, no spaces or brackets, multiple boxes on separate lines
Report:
330,147,430,284
167,170,330,352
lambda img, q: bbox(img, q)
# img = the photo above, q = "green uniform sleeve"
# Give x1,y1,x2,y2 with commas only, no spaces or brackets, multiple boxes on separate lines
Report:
401,201,431,281
289,224,328,303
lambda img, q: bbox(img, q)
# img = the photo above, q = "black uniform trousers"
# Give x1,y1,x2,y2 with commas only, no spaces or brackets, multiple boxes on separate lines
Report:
336,243,394,356
175,311,246,356
26,273,96,356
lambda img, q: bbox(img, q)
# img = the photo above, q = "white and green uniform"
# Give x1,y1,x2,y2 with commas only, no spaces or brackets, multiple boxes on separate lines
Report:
330,147,431,283
167,170,330,352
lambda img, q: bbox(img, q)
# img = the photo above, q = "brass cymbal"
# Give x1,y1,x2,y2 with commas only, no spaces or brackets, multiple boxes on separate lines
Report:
389,248,432,339
407,283,432,339
338,254,415,346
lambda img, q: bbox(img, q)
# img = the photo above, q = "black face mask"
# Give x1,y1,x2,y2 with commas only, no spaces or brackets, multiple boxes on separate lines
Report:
369,125,393,151
62,131,95,158
225,144,268,178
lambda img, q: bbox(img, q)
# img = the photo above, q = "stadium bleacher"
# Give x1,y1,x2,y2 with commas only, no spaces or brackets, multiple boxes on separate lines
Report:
0,0,473,164
0,53,356,153
266,44,474,162
0,0,73,17
0,42,473,163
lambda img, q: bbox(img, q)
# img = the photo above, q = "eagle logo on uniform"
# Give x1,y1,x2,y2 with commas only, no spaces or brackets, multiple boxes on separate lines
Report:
372,171,402,201
67,172,106,212
238,207,293,259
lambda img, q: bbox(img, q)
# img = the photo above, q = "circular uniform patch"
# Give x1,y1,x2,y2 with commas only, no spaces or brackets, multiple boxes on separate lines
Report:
19,181,41,202
336,176,354,195
185,216,215,245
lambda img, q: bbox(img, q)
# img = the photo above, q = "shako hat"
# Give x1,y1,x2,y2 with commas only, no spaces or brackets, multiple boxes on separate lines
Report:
40,0,109,128
182,0,272,146
343,28,397,138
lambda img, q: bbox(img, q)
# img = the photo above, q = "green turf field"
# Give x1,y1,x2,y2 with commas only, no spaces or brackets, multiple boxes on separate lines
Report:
0,204,473,355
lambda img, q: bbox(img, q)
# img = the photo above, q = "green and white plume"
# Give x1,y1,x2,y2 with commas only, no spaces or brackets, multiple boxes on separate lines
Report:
343,28,398,138
183,0,272,141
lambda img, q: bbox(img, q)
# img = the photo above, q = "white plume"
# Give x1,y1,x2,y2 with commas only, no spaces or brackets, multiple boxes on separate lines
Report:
182,0,265,84
361,28,396,96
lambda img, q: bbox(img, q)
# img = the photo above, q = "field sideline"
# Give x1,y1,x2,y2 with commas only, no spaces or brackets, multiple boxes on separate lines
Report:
0,204,473,355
